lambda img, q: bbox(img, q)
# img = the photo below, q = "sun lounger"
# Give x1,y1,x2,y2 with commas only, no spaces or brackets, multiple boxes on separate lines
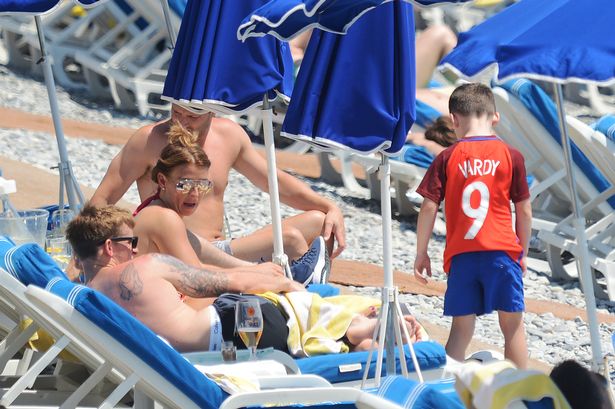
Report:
0,0,133,91
26,278,458,408
317,98,440,217
492,79,615,297
72,0,180,115
542,115,615,300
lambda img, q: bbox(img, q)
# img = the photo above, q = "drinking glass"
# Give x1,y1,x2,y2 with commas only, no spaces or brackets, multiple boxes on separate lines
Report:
235,299,263,360
50,208,75,237
45,236,72,270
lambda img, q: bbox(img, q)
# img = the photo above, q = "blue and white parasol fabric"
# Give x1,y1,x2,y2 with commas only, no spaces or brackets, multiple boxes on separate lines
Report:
281,0,415,155
162,0,294,115
440,0,615,85
0,0,103,14
238,0,471,41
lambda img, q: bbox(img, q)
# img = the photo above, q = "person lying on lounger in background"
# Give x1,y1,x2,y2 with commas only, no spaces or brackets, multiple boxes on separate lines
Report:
66,204,424,355
406,115,457,156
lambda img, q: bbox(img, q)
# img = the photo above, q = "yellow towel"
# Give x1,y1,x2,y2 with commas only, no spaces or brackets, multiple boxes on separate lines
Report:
19,319,79,362
453,360,571,409
260,292,380,357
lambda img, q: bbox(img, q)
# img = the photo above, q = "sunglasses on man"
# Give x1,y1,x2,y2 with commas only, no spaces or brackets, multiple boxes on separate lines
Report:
175,178,214,195
99,236,139,250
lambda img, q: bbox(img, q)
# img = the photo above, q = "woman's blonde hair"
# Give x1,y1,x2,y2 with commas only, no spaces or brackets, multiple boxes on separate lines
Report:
151,123,211,184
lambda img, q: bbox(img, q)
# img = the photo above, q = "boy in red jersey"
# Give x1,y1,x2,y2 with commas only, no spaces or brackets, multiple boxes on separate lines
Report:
413,83,532,368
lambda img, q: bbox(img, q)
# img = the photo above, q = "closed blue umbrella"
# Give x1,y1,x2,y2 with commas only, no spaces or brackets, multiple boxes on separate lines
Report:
440,0,615,371
162,0,295,275
281,1,415,156
162,0,293,115
237,0,470,41
0,0,103,212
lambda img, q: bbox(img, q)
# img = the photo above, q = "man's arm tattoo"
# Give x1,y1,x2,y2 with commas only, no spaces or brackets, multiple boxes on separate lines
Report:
153,254,230,297
119,264,144,301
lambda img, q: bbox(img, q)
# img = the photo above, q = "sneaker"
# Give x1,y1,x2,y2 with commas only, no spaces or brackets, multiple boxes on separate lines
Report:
290,236,331,286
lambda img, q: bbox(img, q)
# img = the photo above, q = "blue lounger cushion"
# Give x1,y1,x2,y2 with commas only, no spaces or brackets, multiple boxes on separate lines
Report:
416,99,442,129
307,283,341,297
500,79,615,207
296,341,447,384
0,241,67,287
366,375,464,408
393,143,435,169
592,114,615,141
46,278,227,409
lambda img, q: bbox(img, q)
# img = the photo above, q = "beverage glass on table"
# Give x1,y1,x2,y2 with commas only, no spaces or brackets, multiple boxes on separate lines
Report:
45,236,72,270
235,299,263,360
50,208,75,237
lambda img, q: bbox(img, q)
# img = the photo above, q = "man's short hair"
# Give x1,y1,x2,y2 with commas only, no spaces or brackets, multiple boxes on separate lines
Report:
449,82,496,118
66,203,134,260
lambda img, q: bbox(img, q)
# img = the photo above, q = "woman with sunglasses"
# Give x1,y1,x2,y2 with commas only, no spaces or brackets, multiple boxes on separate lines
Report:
132,126,297,279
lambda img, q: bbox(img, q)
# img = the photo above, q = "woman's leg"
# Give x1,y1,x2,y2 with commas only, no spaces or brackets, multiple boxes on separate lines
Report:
229,210,326,262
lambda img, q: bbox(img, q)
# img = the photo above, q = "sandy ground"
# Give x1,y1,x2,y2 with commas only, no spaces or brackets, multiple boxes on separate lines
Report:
6,105,613,372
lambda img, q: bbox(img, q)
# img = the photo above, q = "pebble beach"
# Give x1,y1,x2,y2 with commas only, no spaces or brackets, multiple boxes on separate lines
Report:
0,55,614,379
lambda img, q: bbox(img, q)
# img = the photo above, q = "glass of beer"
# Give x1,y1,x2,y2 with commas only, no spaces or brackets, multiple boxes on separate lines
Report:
235,299,263,360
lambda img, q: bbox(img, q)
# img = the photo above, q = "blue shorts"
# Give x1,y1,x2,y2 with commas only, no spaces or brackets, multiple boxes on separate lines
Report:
443,251,524,317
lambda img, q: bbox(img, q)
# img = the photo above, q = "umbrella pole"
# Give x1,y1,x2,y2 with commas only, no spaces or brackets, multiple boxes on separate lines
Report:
34,16,84,214
361,156,421,387
553,84,603,371
159,0,176,49
261,94,291,278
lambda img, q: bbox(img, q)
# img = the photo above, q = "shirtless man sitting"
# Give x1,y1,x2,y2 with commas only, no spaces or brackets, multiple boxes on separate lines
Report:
66,204,420,354
90,104,346,264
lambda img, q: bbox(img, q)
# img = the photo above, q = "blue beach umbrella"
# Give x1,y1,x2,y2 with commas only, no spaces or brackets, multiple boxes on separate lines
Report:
162,0,293,115
162,0,295,274
281,1,415,156
282,1,418,384
237,0,470,41
440,0,615,371
0,0,103,212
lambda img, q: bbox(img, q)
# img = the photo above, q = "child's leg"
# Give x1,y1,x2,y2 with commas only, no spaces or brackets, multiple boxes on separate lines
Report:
498,311,528,369
446,314,476,362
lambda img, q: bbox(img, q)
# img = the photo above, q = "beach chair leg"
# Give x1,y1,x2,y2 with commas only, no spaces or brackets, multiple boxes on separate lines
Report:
100,372,139,409
318,152,343,186
0,322,39,373
60,361,112,409
0,335,69,407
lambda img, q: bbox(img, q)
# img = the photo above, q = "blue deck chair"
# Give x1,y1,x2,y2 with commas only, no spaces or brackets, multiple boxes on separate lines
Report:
592,114,615,141
25,278,456,408
492,80,615,290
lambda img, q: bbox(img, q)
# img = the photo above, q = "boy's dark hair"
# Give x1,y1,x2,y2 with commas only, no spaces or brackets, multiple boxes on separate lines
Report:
425,116,456,147
449,83,496,118
550,360,613,409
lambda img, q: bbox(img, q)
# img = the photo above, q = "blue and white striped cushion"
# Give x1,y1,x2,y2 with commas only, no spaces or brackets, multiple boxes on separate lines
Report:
0,240,67,287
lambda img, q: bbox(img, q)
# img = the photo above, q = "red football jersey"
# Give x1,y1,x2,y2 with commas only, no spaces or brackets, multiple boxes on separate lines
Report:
417,136,530,272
